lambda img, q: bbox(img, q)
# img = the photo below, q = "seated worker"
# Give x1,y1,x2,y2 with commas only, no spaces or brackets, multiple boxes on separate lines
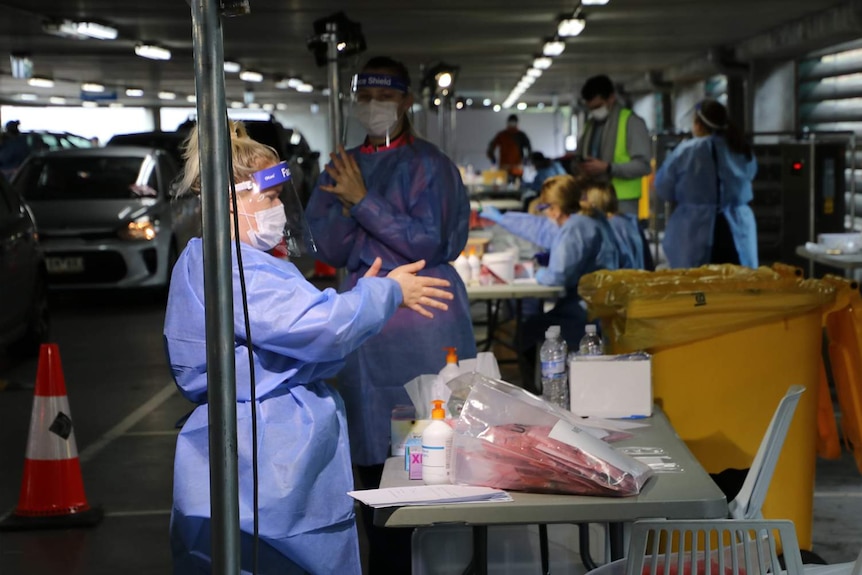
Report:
523,151,567,210
581,182,645,269
481,175,619,384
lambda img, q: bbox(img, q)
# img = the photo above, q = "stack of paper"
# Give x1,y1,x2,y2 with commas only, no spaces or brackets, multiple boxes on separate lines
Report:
348,485,513,508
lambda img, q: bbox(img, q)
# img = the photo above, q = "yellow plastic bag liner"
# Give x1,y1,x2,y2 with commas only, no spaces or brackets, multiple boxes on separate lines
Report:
579,264,835,352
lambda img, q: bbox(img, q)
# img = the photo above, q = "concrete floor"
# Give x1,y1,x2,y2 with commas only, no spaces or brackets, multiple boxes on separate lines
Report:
0,279,860,574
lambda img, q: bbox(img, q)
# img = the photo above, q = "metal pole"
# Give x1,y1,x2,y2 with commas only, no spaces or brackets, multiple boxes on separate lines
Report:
325,22,341,153
809,136,816,279
190,1,241,573
850,133,857,230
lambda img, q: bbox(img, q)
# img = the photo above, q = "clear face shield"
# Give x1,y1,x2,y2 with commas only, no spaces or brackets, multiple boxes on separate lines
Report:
235,161,317,257
350,73,409,145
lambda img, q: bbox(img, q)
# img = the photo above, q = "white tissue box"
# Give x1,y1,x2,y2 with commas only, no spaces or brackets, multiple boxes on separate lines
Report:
568,354,652,418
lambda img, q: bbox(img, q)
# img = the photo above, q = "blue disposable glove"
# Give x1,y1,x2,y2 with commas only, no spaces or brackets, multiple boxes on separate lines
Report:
481,205,504,223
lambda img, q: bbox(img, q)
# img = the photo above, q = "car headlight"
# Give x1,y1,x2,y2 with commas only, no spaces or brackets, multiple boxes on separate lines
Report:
119,218,158,241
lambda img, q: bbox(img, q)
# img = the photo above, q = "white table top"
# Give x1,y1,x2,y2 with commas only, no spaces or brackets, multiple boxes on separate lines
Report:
465,283,565,300
374,407,728,528
795,245,862,271
470,199,523,212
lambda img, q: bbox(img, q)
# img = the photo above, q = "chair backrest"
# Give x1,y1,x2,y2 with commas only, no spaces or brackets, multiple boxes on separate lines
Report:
624,519,804,575
728,385,805,520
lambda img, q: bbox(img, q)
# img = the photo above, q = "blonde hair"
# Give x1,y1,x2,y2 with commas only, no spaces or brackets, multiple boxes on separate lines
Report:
177,121,280,195
581,183,619,215
539,175,582,215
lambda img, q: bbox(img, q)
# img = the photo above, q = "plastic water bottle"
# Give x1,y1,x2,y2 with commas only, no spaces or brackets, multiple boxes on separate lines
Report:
540,325,569,409
579,324,604,356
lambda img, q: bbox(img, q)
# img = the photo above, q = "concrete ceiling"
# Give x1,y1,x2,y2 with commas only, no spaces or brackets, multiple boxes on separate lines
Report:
0,0,854,110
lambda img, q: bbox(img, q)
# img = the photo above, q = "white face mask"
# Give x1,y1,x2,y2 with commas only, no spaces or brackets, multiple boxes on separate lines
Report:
356,100,400,137
240,204,286,251
589,105,610,122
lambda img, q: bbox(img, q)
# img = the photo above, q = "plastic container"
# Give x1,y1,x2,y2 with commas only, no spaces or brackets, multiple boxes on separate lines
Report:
817,232,862,254
438,347,461,390
579,264,836,550
422,400,453,485
578,324,604,355
482,251,515,284
467,250,481,285
453,253,472,285
540,325,569,409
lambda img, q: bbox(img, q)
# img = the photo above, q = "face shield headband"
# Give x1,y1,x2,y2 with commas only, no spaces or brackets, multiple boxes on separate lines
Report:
353,73,409,94
235,161,317,257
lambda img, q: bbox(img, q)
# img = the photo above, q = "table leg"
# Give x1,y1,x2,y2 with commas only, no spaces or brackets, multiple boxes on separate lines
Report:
609,522,625,560
483,300,497,352
539,524,550,575
473,526,488,575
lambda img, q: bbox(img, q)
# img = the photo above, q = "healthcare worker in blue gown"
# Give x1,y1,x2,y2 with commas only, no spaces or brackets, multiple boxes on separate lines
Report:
482,174,619,384
305,56,476,574
654,98,758,268
164,123,454,575
582,182,645,269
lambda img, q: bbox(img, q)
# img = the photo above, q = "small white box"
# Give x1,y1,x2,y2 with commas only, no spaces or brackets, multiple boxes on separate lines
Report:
568,354,652,418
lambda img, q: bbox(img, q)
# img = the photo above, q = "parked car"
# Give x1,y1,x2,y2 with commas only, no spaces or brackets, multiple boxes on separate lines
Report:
12,147,200,290
23,130,93,152
107,131,186,168
0,174,48,356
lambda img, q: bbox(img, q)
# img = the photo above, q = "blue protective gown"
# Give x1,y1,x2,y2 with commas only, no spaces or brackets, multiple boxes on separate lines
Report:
164,238,403,575
654,135,758,268
609,213,645,269
495,211,619,347
305,137,476,467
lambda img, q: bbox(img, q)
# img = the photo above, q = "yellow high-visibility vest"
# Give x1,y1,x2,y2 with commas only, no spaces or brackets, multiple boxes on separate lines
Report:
611,108,642,201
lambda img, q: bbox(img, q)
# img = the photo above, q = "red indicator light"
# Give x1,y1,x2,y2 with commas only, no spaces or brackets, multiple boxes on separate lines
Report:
792,161,803,172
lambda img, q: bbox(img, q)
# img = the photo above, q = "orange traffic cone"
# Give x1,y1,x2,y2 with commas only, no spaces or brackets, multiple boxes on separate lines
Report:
0,344,102,530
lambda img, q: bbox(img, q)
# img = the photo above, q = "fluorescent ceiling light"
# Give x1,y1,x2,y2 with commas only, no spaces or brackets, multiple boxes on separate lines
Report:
82,101,98,108
517,102,528,111
436,72,453,89
28,77,55,88
248,102,261,109
526,68,542,78
537,102,545,110
582,0,609,4
186,94,197,103
49,96,66,104
230,101,243,109
493,104,502,112
125,88,144,97
274,78,290,89
239,70,263,82
109,102,124,108
224,60,241,73
76,22,118,40
81,82,105,92
276,103,287,111
287,78,302,88
262,103,275,111
533,57,553,70
135,44,171,61
296,83,314,93
558,18,586,37
543,40,566,57
158,91,176,100
19,93,38,101
483,98,492,106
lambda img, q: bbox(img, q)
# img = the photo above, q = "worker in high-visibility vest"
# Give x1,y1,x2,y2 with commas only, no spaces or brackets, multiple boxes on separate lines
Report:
575,75,652,217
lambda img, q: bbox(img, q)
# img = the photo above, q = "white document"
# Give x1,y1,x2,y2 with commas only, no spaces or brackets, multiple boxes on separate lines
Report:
348,485,513,508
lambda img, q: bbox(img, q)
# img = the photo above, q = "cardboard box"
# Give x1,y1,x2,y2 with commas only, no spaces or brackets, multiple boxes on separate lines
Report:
568,354,652,418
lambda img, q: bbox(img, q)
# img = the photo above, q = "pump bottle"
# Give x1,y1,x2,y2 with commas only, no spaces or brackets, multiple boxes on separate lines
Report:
422,400,454,485
438,347,460,387
467,249,481,285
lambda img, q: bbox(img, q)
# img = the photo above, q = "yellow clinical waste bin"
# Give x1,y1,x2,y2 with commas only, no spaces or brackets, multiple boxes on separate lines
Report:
579,264,836,550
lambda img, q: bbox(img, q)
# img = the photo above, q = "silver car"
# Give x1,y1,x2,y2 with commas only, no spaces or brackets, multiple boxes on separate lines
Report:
13,147,200,289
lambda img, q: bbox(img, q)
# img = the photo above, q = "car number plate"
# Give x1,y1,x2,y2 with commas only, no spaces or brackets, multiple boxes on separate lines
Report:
46,257,85,274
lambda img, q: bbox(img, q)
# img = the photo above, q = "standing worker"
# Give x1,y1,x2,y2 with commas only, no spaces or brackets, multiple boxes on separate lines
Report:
654,99,758,268
576,75,652,216
164,123,454,574
487,113,532,182
305,55,476,574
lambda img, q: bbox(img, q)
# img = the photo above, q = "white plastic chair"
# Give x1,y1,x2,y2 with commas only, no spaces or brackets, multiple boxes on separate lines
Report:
622,519,805,575
727,385,806,520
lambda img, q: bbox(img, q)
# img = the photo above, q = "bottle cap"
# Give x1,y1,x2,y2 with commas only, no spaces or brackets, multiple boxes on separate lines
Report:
431,399,445,420
585,324,597,334
443,346,458,364
545,325,560,339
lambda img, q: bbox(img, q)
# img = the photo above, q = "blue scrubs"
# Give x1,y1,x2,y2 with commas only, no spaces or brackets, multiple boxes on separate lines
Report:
655,135,758,268
165,239,403,575
306,137,476,467
495,211,619,347
609,213,645,269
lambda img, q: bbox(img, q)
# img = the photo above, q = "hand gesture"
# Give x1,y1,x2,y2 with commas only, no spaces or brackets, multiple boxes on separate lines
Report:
579,156,609,177
385,259,453,319
320,145,367,207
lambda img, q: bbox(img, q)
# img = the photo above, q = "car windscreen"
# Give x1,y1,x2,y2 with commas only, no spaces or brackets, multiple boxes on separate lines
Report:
15,156,152,201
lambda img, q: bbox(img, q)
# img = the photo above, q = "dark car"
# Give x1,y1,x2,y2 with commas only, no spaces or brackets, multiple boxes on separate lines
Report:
0,175,48,356
107,131,187,168
13,147,200,290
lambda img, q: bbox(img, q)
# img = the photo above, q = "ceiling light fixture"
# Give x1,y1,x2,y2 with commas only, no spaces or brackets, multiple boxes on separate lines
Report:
224,60,241,73
28,77,55,88
82,101,98,108
533,57,553,70
517,102,528,111
542,40,566,57
19,93,38,101
109,102,124,108
186,94,197,103
557,17,586,37
230,101,243,109
296,83,314,93
158,91,176,100
76,22,119,40
239,70,263,82
581,0,609,5
276,103,287,111
526,68,542,78
43,19,118,40
135,43,171,61
49,96,66,105
262,103,275,112
274,78,290,89
493,104,502,112
125,88,144,97
81,82,105,92
483,98,492,106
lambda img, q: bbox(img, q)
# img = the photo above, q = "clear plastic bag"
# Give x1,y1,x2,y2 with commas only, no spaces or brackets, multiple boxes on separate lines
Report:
449,373,653,496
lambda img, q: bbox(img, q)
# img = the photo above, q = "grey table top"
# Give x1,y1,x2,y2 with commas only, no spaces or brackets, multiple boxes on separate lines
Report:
374,407,728,528
795,246,862,270
465,283,565,300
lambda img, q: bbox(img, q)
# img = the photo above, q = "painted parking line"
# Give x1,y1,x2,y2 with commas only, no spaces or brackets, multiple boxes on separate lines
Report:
814,491,862,498
79,383,177,463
